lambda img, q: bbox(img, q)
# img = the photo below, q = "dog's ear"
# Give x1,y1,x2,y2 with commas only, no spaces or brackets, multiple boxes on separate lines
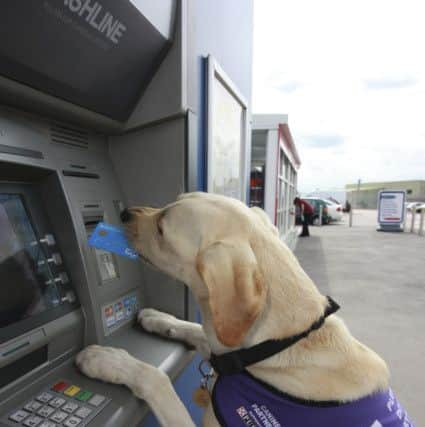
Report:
196,240,266,347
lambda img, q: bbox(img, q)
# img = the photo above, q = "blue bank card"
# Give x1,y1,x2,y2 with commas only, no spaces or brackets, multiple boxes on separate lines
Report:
88,222,139,260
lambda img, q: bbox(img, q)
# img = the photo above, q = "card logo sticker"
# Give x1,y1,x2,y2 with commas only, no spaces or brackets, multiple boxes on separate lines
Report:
114,301,124,322
104,305,115,327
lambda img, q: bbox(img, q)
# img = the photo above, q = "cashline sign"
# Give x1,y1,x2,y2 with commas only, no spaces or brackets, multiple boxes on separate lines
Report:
377,190,406,231
0,0,171,121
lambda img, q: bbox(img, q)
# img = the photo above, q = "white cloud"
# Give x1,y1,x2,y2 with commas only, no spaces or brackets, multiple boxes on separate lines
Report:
253,0,425,192
364,76,418,90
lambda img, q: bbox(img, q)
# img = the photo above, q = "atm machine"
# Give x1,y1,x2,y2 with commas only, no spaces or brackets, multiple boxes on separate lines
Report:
0,1,201,426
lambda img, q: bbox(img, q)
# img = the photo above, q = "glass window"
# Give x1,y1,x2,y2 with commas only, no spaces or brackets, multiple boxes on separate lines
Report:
210,78,243,199
285,158,291,180
208,58,247,201
279,150,285,177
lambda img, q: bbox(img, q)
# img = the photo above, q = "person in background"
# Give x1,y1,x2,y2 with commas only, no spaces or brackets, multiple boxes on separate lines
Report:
344,200,351,213
294,197,314,237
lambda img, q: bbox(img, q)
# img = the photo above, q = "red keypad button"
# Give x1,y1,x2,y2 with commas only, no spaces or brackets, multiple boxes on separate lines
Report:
52,381,69,393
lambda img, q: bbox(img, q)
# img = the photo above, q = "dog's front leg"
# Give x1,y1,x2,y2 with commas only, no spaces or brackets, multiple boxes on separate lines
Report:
76,345,196,427
139,309,211,359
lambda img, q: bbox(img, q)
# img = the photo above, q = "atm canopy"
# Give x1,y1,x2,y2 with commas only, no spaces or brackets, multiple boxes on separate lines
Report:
0,0,176,122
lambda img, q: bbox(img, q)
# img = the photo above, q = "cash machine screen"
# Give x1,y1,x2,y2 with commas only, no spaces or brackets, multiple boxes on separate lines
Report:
0,194,63,329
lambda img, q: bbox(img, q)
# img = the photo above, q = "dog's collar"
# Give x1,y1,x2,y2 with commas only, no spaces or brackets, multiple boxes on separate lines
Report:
209,296,340,376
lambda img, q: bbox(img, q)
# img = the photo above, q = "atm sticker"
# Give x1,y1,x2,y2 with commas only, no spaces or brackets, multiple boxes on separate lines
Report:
124,297,132,318
104,305,115,327
130,296,139,311
114,301,124,322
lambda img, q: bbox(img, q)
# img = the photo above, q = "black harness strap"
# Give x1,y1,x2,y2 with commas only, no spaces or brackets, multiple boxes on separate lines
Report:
209,296,340,376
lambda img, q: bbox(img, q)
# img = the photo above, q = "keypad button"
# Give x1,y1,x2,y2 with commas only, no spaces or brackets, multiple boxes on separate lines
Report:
37,406,55,418
51,381,69,393
63,416,82,427
75,407,92,419
50,410,68,423
88,394,105,407
36,392,54,403
63,385,80,397
9,409,30,422
49,397,66,408
62,402,79,414
23,415,44,426
75,390,93,402
24,401,43,412
39,421,58,427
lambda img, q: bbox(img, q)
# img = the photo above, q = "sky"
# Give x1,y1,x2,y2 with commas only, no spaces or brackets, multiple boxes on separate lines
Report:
252,0,425,193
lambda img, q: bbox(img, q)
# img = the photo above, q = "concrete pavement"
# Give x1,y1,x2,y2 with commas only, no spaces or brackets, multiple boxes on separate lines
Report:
295,210,425,424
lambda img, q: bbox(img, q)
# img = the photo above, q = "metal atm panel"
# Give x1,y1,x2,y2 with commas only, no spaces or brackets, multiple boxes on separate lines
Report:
0,0,174,121
0,1,200,424
0,109,194,427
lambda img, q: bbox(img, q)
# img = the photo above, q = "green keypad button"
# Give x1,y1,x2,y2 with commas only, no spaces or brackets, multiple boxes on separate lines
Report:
75,390,93,401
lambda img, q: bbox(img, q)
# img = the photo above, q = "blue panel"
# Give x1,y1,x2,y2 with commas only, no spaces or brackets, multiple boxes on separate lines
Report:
139,354,204,427
197,57,208,192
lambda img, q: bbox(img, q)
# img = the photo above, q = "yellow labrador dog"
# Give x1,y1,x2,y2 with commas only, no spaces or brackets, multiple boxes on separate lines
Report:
76,192,391,427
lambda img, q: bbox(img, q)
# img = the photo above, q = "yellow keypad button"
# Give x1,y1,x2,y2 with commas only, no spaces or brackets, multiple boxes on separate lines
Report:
63,385,81,397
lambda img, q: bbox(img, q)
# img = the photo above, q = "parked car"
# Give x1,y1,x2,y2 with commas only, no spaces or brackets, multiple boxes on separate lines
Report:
296,198,331,225
324,199,343,222
413,203,425,213
406,202,423,212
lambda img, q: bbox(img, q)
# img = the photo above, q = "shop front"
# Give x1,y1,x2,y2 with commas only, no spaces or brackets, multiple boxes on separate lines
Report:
250,114,301,248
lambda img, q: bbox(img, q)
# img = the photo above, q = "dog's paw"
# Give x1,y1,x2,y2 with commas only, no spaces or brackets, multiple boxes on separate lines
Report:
76,345,169,402
76,345,137,385
138,308,180,338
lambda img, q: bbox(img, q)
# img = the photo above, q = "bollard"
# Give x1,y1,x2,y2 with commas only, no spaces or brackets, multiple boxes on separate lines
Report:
403,205,408,231
410,208,416,233
319,205,323,227
349,209,353,227
419,209,425,236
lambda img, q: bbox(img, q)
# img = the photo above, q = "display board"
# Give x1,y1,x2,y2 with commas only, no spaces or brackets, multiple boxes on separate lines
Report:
377,190,406,231
207,57,247,201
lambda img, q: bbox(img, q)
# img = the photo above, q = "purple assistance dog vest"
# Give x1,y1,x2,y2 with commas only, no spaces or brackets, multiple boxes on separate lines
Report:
212,371,414,427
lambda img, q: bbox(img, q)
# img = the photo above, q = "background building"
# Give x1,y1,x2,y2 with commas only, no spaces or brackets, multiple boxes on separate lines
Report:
250,114,301,248
346,180,425,209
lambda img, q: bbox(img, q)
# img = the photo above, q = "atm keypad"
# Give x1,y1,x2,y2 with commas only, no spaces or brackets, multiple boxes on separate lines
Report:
49,398,66,409
61,403,78,414
63,416,82,427
63,386,80,398
24,402,43,413
50,411,68,423
23,415,43,426
36,393,54,404
86,396,104,408
9,410,30,423
37,407,55,418
4,380,109,427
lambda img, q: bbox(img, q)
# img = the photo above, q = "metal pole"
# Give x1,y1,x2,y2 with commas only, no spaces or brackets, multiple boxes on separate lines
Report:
356,179,361,209
410,208,416,233
419,209,425,236
403,204,408,232
349,208,353,227
319,205,323,227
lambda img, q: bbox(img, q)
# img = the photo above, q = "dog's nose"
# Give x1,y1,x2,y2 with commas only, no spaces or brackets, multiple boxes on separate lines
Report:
120,208,133,223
